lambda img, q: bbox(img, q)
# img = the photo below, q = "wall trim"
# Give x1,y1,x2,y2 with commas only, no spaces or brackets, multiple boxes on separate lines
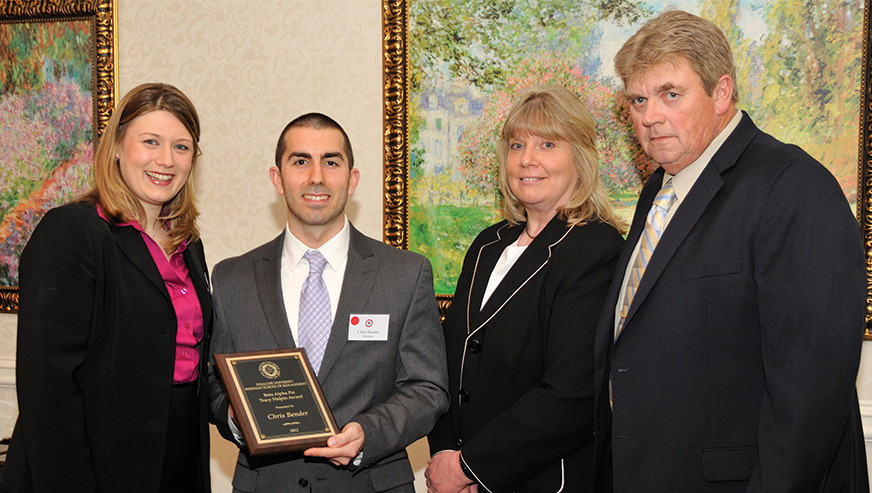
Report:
0,357,14,388
860,400,872,440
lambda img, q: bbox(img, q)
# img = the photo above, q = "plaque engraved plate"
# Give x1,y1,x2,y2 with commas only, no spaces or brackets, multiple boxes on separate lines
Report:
214,348,338,456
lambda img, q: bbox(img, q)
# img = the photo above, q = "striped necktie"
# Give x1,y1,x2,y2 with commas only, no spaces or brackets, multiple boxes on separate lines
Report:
617,178,676,339
298,250,332,375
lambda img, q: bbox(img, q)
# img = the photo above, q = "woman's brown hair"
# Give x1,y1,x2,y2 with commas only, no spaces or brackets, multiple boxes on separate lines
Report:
81,82,202,252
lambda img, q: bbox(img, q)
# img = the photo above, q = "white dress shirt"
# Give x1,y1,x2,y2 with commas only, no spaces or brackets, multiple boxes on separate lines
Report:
280,218,350,344
481,236,526,310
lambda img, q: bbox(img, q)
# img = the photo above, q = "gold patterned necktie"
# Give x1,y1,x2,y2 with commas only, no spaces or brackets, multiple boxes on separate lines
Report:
616,178,676,339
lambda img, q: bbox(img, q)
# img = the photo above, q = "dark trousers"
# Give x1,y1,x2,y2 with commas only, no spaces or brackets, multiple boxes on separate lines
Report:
160,382,200,492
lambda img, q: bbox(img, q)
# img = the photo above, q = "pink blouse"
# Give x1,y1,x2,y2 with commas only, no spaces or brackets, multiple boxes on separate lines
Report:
97,205,204,383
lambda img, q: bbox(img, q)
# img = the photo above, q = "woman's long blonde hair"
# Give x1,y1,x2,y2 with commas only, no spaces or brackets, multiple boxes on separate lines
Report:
497,85,627,233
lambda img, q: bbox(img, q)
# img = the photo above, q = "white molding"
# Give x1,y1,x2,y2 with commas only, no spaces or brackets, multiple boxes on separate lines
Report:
0,357,14,388
860,400,872,441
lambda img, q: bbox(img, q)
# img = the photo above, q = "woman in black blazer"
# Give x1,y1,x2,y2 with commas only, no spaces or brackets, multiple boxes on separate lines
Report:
426,86,626,493
2,83,212,493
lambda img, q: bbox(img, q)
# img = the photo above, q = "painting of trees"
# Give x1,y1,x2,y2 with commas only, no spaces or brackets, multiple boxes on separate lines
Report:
407,0,863,295
700,0,862,199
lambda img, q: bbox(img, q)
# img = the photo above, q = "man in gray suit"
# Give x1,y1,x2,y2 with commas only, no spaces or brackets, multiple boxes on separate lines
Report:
208,113,449,492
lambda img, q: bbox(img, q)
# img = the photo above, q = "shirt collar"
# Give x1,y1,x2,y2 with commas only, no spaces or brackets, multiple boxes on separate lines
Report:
282,216,350,273
95,203,187,253
667,110,743,202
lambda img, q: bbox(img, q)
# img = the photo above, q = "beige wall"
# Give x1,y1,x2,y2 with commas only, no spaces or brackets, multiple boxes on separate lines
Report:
1,0,871,490
116,0,386,263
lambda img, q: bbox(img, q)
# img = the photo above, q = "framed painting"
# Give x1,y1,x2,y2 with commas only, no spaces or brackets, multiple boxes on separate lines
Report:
0,0,116,313
383,0,867,328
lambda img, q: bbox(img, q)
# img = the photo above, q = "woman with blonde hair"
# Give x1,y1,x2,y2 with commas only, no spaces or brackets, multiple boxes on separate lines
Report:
3,83,212,493
426,85,625,493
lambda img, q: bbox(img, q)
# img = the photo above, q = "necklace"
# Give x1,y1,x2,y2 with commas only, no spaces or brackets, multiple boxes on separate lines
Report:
524,226,539,240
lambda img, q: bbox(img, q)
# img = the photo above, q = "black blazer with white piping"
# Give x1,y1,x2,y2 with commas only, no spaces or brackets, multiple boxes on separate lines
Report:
429,215,623,492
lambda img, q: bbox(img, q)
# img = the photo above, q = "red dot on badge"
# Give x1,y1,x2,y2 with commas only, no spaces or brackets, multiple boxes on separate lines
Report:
351,316,360,325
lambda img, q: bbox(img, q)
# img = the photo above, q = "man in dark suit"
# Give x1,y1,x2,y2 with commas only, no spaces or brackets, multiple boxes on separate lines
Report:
208,113,449,492
594,10,868,492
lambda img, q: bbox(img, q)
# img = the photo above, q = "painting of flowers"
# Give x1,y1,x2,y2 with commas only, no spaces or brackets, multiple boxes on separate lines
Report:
0,18,94,288
405,0,863,295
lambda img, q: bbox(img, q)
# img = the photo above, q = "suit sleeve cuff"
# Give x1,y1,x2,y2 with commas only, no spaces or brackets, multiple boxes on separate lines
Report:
227,408,245,445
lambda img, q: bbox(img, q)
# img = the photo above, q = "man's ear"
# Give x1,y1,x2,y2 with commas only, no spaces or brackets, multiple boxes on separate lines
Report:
347,168,360,197
714,75,734,116
269,166,284,195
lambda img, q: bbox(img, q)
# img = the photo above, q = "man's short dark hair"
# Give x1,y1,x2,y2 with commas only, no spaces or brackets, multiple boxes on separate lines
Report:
274,112,355,169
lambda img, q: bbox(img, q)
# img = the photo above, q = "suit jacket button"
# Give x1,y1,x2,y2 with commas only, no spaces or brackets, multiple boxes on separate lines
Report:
456,438,464,447
459,388,470,402
299,478,309,487
467,339,482,353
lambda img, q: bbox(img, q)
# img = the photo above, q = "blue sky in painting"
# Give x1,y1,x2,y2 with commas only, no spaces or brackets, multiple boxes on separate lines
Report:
594,0,769,80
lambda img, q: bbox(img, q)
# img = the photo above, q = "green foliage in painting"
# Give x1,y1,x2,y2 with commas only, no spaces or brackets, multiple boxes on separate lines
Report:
0,21,91,96
410,203,502,293
409,0,653,292
700,0,862,202
410,0,651,93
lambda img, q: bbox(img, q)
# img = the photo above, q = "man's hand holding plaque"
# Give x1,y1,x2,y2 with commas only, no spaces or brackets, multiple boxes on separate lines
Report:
214,348,339,457
304,421,365,467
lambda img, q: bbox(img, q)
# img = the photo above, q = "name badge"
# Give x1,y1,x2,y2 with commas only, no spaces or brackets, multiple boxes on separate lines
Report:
348,314,389,341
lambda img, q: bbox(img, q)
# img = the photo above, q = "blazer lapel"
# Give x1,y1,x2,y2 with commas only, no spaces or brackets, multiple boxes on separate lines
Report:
467,223,516,328
317,225,376,383
619,112,758,333
471,217,572,332
253,234,295,348
111,225,169,300
113,222,214,328
183,241,213,333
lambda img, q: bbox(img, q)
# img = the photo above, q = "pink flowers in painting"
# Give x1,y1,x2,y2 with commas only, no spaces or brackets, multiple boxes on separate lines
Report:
0,79,94,286
0,18,93,287
457,54,655,201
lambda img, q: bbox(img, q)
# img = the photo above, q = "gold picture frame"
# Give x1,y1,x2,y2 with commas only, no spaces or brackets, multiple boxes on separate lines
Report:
857,3,872,338
0,0,117,313
382,0,451,318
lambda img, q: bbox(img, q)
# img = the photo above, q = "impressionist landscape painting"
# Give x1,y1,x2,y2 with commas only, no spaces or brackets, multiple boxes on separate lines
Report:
0,18,93,287
407,0,863,294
